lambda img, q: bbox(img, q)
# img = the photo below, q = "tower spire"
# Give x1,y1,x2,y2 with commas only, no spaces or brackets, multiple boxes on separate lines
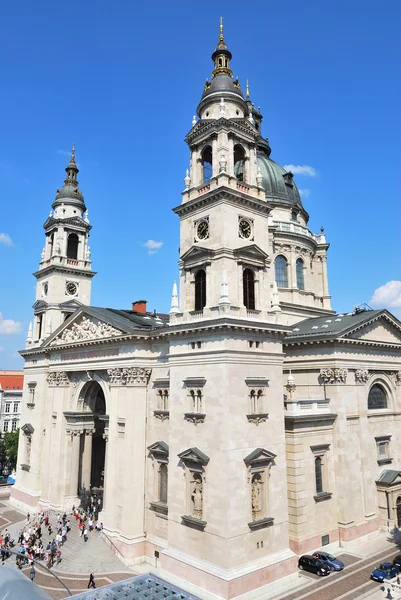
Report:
211,16,233,79
218,16,225,47
246,79,250,99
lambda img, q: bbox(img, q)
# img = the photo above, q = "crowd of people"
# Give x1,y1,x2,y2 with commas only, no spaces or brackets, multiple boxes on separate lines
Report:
0,502,104,571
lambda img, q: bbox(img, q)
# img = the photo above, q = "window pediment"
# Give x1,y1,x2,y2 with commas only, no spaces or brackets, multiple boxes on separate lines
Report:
21,423,34,435
178,447,210,467
180,246,215,268
147,440,169,462
234,244,269,267
244,448,276,468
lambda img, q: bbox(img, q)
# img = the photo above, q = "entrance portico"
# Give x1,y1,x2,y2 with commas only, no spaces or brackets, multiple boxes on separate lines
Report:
64,381,107,508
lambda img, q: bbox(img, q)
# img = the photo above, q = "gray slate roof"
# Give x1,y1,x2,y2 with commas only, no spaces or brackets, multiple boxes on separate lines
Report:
70,574,201,599
376,470,401,485
285,309,393,343
88,306,169,331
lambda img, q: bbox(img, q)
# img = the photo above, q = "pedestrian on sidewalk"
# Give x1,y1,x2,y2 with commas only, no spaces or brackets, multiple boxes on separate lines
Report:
30,566,36,582
83,528,88,542
87,572,96,588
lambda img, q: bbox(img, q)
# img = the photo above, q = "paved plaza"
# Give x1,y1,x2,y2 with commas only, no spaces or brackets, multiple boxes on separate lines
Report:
1,491,401,599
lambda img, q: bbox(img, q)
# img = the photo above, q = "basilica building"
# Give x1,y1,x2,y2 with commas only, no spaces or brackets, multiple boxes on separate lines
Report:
12,22,401,600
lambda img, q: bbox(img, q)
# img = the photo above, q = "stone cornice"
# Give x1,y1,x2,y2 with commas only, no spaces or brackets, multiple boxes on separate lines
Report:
20,317,290,358
43,216,91,231
173,187,271,218
33,264,96,279
185,117,259,146
285,337,401,349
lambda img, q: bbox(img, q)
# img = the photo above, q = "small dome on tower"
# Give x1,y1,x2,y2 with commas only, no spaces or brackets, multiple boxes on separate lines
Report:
52,145,86,211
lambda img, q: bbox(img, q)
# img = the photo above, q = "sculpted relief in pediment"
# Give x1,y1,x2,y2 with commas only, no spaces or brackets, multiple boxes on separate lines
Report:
50,316,123,346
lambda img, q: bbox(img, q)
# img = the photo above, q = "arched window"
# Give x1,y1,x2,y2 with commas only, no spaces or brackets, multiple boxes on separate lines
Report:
315,456,323,494
368,384,388,410
201,146,213,183
67,233,79,259
275,255,288,287
243,268,255,310
234,145,245,182
195,269,206,311
296,258,305,290
159,463,168,504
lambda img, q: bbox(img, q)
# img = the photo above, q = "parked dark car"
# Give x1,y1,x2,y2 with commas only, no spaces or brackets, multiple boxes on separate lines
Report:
312,551,345,571
298,555,331,576
393,555,401,568
370,562,399,582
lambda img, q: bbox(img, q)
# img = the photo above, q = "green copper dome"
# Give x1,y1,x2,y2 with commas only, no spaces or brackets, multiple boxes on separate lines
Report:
257,153,303,209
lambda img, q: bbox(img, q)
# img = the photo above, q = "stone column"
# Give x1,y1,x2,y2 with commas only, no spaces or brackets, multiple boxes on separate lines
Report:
81,430,93,490
69,431,81,497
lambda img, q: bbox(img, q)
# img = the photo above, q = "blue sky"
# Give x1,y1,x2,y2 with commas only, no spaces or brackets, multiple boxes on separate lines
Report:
0,0,400,369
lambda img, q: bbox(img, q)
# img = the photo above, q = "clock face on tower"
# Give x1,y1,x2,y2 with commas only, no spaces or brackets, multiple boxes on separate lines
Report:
196,219,209,240
66,281,78,296
238,218,252,239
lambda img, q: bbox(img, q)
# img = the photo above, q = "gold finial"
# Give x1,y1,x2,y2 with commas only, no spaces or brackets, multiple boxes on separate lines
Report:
218,16,225,46
246,80,250,99
71,143,76,163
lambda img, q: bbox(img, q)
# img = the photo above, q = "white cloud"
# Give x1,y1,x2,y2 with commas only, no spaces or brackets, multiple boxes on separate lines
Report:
0,347,4,353
299,188,311,198
143,240,164,255
0,313,21,335
0,233,13,246
283,165,317,177
57,149,71,157
371,281,401,308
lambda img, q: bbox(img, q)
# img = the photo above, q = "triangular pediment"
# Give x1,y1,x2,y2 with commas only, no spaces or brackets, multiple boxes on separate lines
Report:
377,469,401,487
344,312,401,345
234,244,269,266
178,447,210,466
244,448,276,467
32,300,48,311
147,441,169,460
180,245,215,265
44,309,126,347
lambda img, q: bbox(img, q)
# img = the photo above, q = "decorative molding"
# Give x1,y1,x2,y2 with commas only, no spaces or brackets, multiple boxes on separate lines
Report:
181,515,206,531
355,369,370,384
107,367,151,386
153,409,170,422
149,501,168,516
184,412,206,425
319,368,347,384
391,371,401,387
246,413,269,425
248,517,274,531
245,378,269,388
50,316,122,346
183,377,206,388
314,492,332,503
46,372,69,386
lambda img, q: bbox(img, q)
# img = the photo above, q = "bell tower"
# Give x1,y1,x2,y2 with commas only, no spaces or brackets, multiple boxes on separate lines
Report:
173,20,275,322
27,146,96,347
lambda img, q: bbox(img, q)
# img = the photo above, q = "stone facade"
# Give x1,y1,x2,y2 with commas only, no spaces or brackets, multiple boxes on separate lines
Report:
10,24,401,600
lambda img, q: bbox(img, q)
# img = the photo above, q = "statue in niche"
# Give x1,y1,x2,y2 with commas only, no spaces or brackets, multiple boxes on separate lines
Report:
251,474,262,521
26,437,32,464
191,474,203,520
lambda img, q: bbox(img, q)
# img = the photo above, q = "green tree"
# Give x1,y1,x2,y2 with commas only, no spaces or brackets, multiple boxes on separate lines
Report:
3,429,19,469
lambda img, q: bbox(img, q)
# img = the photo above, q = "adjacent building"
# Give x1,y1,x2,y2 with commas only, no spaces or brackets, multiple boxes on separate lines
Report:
0,371,23,434
11,23,401,600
